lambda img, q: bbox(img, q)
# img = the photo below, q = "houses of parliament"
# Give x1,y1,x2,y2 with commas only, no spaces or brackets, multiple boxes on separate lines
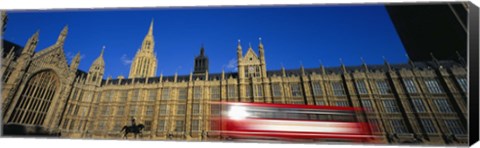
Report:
1,15,469,145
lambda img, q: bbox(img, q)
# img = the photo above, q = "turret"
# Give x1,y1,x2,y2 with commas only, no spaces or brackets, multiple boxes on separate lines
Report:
56,25,68,45
86,46,105,86
129,20,158,78
258,37,267,78
237,39,245,79
70,52,81,72
193,44,209,74
22,30,39,56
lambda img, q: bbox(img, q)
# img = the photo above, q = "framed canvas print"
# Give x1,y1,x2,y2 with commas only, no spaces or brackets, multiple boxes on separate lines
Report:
1,0,479,147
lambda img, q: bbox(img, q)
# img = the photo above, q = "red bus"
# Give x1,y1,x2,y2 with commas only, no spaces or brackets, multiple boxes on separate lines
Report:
211,102,377,143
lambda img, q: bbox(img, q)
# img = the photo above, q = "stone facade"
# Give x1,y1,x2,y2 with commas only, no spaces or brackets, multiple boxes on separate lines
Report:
1,21,468,145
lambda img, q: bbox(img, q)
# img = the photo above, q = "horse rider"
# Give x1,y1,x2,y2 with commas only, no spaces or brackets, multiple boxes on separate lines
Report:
131,117,137,127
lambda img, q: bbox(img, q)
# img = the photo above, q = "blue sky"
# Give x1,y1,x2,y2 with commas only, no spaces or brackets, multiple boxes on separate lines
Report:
4,5,407,78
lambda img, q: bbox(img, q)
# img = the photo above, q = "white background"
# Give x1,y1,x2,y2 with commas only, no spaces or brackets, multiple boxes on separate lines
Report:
1,0,479,148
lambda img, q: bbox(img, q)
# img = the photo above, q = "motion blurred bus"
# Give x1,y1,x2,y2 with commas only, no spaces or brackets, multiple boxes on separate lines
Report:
210,102,377,143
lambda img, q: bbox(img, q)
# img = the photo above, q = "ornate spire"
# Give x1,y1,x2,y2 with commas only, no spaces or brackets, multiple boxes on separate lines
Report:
360,57,369,72
23,30,40,54
148,18,154,36
258,37,264,49
300,64,305,76
237,39,242,59
237,39,242,50
430,52,440,67
200,43,205,56
340,58,347,73
70,52,81,71
100,45,105,57
92,46,105,66
56,25,68,45
383,56,392,71
73,52,81,62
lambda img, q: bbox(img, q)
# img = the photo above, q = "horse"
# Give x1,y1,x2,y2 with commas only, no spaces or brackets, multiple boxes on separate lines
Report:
120,124,145,139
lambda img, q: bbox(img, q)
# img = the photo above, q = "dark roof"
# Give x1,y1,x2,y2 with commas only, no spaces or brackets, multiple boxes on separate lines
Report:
99,60,463,86
2,40,23,60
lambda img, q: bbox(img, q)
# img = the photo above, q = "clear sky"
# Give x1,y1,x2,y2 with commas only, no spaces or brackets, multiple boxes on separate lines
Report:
4,4,407,78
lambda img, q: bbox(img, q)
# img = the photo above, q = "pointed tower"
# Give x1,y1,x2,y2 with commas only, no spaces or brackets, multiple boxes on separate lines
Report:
6,31,39,84
2,11,7,36
193,44,209,74
237,39,244,77
56,25,68,45
129,20,158,78
86,46,105,86
258,37,267,78
22,30,39,56
70,52,81,72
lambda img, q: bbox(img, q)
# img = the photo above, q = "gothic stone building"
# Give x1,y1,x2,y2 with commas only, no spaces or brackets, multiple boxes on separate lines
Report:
1,21,469,145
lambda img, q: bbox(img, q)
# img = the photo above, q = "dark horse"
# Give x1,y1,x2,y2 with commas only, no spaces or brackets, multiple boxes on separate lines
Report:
120,124,145,139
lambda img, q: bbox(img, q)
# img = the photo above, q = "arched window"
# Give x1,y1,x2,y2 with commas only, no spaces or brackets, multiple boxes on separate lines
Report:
8,70,59,125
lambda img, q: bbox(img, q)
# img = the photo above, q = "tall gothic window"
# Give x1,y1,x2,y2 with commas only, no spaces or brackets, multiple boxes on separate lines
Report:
131,89,140,101
191,120,199,131
117,106,125,116
161,88,170,100
368,119,381,132
193,87,202,100
159,104,168,115
425,79,444,94
210,104,221,115
315,100,325,106
192,104,200,115
312,82,323,96
176,104,186,115
391,119,408,133
129,106,137,116
104,90,114,102
145,106,154,116
444,120,466,135
210,86,220,100
175,120,185,132
272,83,282,97
102,106,110,116
290,83,303,97
119,91,128,102
178,88,187,100
335,101,350,107
434,99,453,113
376,80,391,95
157,120,165,132
420,119,437,134
227,85,237,99
255,85,263,97
144,120,152,131
403,78,418,93
8,70,59,125
383,99,400,113
355,80,368,94
246,85,252,98
412,98,427,113
148,90,157,101
331,82,345,96
456,76,467,93
361,100,374,112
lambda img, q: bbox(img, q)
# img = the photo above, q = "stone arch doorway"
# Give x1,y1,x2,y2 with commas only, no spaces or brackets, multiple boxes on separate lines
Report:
8,70,59,125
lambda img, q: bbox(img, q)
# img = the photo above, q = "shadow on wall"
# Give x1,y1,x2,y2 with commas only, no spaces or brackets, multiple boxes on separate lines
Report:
2,124,61,137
